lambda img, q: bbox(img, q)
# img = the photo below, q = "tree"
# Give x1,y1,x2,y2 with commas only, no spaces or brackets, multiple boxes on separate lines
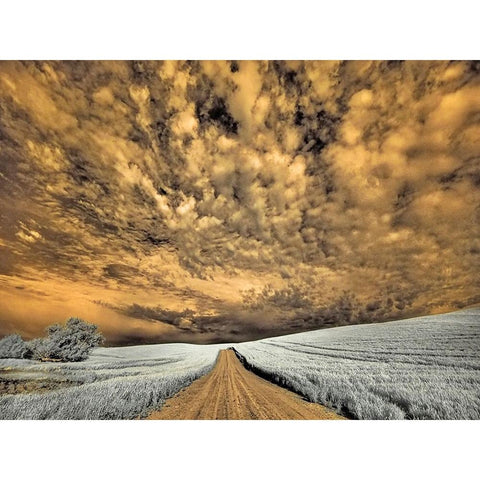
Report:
0,334,29,359
30,317,104,362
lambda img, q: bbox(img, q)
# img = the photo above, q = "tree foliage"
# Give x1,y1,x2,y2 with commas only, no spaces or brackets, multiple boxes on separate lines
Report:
0,334,29,359
0,318,103,362
31,318,104,362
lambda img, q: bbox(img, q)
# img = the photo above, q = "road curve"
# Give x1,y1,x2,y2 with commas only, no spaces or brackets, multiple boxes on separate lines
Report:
147,349,344,420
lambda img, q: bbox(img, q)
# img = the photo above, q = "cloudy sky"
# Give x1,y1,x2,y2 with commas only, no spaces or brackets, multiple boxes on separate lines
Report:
0,60,479,345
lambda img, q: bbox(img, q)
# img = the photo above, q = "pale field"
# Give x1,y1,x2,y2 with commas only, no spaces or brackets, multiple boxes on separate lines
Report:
235,309,480,419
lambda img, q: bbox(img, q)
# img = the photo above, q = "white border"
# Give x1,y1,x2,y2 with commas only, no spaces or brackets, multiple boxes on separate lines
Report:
0,1,478,59
1,420,478,479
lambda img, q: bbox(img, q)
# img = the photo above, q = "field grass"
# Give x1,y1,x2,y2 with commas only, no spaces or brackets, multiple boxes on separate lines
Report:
0,343,223,419
235,308,480,420
2,309,479,420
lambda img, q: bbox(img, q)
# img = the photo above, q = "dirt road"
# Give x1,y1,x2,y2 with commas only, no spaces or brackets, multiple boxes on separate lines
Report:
147,349,344,420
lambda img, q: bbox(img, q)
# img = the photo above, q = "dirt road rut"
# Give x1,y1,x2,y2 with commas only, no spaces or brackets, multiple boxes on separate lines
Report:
147,349,344,420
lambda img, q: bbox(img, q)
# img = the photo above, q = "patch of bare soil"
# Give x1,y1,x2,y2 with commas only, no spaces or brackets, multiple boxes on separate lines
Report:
0,369,81,395
147,349,345,420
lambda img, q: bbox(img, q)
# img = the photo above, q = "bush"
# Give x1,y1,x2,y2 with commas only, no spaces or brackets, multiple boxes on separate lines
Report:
0,334,29,359
30,318,104,362
27,338,50,361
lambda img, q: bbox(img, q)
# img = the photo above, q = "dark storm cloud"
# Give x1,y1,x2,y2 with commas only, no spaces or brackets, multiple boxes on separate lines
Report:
100,301,195,330
0,60,479,343
96,299,287,343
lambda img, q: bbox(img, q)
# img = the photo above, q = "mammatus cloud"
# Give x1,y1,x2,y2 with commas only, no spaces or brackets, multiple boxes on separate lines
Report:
0,61,479,344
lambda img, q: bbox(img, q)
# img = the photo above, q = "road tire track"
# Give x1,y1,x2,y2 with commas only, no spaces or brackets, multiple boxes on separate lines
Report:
147,349,345,420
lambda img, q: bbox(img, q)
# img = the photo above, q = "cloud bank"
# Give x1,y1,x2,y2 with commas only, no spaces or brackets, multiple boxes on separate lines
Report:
0,61,479,344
